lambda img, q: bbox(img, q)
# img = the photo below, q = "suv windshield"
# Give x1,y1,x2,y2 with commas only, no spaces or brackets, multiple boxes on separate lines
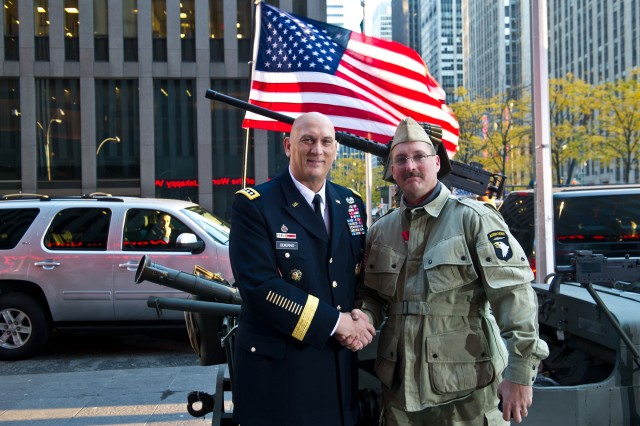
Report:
183,206,230,245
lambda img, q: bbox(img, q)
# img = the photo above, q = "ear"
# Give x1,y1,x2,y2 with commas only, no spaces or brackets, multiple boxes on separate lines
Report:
434,155,441,172
283,136,291,157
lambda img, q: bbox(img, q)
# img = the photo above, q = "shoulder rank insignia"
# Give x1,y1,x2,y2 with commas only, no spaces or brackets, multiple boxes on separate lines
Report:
236,187,260,200
348,187,363,199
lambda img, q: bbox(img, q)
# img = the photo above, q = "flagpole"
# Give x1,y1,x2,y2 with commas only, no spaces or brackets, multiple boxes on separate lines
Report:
361,0,373,227
242,1,262,189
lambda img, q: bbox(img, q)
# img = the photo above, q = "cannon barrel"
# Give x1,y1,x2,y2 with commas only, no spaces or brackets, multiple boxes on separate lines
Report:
205,89,507,197
147,296,241,317
135,255,241,305
206,89,390,158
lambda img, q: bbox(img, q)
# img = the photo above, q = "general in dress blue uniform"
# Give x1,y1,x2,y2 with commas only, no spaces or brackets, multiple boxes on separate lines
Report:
229,112,371,426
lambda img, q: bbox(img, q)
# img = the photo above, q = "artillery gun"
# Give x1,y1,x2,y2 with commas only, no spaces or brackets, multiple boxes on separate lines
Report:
135,255,380,425
526,251,640,425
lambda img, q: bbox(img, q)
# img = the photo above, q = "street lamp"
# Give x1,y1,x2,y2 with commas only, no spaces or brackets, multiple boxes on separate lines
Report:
96,136,121,155
40,108,65,181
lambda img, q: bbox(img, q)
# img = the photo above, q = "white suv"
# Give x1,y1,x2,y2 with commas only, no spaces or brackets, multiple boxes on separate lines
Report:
0,193,233,360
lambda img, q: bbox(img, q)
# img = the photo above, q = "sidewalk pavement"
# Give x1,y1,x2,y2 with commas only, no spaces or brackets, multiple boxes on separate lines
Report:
0,365,229,425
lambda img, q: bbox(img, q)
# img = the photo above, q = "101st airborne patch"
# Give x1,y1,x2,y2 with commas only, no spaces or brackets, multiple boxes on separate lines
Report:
487,230,513,261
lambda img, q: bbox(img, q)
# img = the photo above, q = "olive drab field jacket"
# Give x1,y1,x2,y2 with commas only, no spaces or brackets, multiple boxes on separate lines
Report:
357,185,549,412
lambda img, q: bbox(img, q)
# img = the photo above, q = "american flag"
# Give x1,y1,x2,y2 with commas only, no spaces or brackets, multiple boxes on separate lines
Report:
243,2,459,155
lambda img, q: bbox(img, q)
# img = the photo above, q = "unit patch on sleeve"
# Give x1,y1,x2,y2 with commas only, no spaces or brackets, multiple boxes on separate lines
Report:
487,230,513,261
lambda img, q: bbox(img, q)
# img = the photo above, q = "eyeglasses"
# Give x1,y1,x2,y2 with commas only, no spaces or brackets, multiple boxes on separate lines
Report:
392,153,436,166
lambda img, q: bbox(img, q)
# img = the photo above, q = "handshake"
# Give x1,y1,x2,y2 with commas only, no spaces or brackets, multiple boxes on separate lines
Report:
335,309,376,352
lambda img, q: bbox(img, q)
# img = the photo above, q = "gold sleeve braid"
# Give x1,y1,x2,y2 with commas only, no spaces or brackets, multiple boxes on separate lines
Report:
291,294,319,341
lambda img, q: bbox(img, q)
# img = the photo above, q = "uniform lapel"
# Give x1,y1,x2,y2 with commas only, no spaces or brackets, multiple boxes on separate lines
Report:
279,172,329,242
326,183,346,254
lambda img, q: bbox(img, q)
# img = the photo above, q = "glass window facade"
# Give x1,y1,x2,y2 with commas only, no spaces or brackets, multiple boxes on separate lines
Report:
0,79,20,182
64,0,80,61
94,0,109,61
35,79,81,184
95,80,140,187
151,0,167,61
180,0,195,62
209,0,224,62
123,0,138,61
268,132,288,178
34,0,50,61
154,79,197,202
3,0,19,60
210,79,252,220
236,0,252,62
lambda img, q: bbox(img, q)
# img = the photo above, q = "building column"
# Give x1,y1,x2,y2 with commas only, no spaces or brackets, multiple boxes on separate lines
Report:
18,0,37,193
80,77,97,194
196,1,213,210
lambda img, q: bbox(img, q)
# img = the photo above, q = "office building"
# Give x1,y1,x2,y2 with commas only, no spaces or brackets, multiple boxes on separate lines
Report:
548,0,640,184
0,0,325,220
420,0,464,98
461,0,529,100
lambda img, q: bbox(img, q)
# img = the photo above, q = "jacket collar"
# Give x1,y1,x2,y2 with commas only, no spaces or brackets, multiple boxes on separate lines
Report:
401,182,451,219
279,171,329,242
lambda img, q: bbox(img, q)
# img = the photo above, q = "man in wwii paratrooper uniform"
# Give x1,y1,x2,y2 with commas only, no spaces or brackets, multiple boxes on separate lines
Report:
355,117,549,425
229,112,376,425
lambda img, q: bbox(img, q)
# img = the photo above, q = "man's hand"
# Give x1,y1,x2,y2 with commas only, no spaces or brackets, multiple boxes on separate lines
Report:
497,380,532,423
335,309,375,351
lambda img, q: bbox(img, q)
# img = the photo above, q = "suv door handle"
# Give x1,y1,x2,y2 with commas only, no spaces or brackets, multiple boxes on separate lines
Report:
34,260,61,270
118,261,139,271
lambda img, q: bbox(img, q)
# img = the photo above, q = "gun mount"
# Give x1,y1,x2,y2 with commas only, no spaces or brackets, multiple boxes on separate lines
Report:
135,256,240,424
528,251,640,425
205,90,506,198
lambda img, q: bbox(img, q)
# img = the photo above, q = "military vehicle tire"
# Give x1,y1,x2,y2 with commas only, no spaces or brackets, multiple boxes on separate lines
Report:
0,293,51,360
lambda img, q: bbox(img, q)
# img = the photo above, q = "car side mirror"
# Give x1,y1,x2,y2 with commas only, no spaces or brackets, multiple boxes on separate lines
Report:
176,233,205,254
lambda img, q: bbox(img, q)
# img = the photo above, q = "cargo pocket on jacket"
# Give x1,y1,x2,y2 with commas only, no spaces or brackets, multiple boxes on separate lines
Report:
426,327,494,396
375,330,399,388
365,243,406,297
424,235,478,293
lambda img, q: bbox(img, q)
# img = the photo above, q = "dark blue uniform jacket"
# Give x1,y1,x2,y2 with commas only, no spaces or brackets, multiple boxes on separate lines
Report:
229,171,367,426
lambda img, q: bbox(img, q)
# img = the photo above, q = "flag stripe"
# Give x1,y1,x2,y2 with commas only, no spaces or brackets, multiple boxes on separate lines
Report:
249,77,402,126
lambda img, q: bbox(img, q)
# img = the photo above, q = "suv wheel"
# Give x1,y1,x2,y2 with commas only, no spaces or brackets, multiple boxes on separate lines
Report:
0,293,51,360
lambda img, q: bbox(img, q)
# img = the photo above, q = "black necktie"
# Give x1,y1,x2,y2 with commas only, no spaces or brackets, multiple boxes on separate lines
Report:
313,194,323,223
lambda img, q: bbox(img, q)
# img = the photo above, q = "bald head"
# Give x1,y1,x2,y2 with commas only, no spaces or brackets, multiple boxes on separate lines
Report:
284,112,337,192
291,112,335,138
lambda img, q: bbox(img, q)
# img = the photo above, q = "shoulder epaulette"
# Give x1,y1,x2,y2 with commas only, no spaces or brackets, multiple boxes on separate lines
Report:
236,188,261,200
382,207,398,218
348,187,363,199
455,196,502,216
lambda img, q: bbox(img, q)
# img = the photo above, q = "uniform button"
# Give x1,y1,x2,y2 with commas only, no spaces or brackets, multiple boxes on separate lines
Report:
285,252,290,258
461,256,466,261
251,347,256,353
329,257,333,263
336,305,341,311
486,257,492,262
332,281,338,288
428,259,432,264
